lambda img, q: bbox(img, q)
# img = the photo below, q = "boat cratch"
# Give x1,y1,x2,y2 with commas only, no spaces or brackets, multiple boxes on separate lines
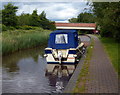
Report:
44,30,85,75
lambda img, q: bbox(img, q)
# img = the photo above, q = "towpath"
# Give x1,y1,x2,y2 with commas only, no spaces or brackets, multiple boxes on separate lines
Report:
85,35,118,93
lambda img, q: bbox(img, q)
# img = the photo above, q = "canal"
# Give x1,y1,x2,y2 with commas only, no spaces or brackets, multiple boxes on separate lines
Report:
2,35,90,93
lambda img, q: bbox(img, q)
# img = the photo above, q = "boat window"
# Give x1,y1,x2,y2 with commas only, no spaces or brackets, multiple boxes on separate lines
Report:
55,34,68,44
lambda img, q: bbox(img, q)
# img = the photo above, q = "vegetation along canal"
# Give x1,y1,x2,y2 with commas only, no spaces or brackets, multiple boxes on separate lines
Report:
2,35,90,93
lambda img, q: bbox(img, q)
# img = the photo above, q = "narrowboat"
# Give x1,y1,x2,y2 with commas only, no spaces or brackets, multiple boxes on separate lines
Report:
44,30,85,75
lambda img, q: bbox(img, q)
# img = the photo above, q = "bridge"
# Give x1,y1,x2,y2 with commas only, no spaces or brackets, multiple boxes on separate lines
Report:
55,23,97,33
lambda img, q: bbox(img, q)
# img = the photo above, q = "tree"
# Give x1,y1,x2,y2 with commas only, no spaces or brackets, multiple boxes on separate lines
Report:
77,12,95,23
2,3,18,26
39,11,47,20
0,10,2,24
17,13,31,26
29,9,39,26
69,12,95,23
39,11,56,30
68,18,78,23
2,3,56,30
90,2,120,41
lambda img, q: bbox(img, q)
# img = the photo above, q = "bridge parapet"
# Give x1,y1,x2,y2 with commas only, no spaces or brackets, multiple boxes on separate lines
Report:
55,23,96,30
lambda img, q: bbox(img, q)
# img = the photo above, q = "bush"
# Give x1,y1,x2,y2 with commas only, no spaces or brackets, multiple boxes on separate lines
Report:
2,24,7,31
15,26,22,29
0,24,2,32
33,27,44,31
8,26,15,30
100,30,113,37
21,25,33,30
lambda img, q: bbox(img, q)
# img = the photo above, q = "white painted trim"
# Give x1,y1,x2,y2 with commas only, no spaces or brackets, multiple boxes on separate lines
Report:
56,26,95,30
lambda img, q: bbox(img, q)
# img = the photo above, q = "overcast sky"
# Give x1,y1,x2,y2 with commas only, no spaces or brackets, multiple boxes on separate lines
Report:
1,2,90,22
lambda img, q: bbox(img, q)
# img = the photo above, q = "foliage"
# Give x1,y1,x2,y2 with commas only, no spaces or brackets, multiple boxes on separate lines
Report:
77,12,95,23
39,11,56,30
0,10,2,24
2,3,18,26
0,24,1,32
2,24,7,31
7,26,15,30
2,24,16,31
68,18,78,23
69,12,95,23
17,25,33,30
29,10,40,26
90,2,120,41
2,28,51,55
39,11,46,21
1,3,56,30
17,13,31,26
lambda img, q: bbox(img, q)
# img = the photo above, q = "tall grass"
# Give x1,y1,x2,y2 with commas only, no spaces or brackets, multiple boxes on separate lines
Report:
100,37,119,76
2,28,51,55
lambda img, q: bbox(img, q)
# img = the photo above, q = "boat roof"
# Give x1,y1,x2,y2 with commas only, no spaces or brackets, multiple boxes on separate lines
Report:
51,29,77,34
48,29,78,49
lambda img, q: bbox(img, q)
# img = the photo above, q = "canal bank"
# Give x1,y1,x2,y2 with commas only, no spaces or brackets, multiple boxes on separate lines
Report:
64,35,118,93
64,34,92,93
63,51,87,93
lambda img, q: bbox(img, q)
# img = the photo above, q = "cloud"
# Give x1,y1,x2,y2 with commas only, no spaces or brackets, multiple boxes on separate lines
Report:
1,0,88,2
2,2,89,21
41,3,80,20
55,20,69,23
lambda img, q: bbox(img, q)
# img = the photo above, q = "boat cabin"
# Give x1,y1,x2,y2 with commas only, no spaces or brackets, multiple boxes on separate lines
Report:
48,30,78,49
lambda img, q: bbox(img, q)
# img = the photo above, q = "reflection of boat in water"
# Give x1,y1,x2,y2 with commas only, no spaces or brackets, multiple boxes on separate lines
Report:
44,30,85,75
46,74,71,93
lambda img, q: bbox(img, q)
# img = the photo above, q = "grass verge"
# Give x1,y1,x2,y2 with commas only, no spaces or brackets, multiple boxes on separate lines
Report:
100,37,119,76
2,28,51,55
73,37,94,93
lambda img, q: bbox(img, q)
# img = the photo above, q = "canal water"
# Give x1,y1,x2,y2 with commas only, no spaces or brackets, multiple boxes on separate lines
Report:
2,46,71,93
2,35,91,93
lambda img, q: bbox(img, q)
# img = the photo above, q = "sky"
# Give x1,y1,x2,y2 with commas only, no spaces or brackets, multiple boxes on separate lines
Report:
1,2,90,22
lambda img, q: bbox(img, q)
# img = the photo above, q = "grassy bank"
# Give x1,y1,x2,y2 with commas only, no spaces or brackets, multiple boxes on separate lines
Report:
2,27,51,55
100,37,119,76
73,38,94,93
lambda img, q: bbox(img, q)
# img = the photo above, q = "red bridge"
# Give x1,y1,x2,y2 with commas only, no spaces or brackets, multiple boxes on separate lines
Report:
55,23,98,34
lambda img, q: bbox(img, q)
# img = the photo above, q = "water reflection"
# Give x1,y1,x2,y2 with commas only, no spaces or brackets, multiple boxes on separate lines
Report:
79,35,91,46
2,47,71,93
2,47,42,72
46,74,71,93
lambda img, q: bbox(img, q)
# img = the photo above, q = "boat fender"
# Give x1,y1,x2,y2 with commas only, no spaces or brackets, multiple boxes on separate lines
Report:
44,54,48,57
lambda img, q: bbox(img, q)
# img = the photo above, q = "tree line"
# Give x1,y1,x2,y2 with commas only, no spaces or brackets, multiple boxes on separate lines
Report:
69,2,120,41
68,12,95,23
91,2,120,41
1,3,56,31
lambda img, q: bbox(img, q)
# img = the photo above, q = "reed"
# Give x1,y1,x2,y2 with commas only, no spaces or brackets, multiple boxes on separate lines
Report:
2,29,51,55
